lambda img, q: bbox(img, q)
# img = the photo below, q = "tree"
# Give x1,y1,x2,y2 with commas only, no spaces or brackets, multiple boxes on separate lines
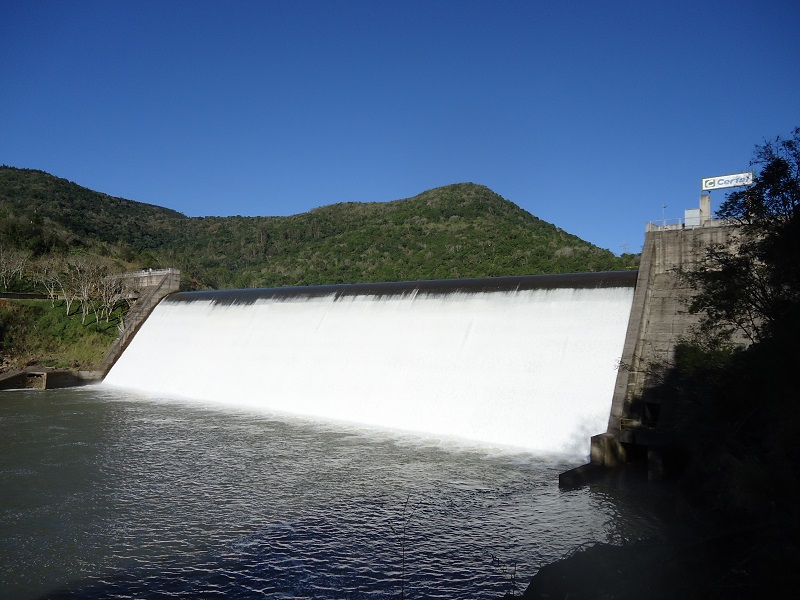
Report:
634,129,800,585
686,127,800,345
0,246,30,291
717,128,800,228
67,256,106,324
31,255,66,307
95,270,125,324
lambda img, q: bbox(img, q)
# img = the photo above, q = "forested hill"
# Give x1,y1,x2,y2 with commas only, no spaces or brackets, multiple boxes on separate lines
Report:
0,166,638,289
0,166,187,256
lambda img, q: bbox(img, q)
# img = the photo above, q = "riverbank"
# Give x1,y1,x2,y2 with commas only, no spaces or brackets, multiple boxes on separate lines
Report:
516,427,799,598
0,298,119,372
518,515,795,598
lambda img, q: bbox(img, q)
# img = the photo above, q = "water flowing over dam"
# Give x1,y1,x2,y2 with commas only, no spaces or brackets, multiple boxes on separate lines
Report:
104,272,637,454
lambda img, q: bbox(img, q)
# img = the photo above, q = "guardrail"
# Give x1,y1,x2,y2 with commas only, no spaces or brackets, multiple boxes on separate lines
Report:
646,218,728,232
118,268,179,279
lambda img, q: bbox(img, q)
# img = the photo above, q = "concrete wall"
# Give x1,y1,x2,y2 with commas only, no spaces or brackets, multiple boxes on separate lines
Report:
118,269,181,295
0,369,100,390
99,269,181,376
606,220,741,436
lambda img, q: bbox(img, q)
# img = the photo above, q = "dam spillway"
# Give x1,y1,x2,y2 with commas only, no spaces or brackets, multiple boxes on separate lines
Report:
104,271,637,454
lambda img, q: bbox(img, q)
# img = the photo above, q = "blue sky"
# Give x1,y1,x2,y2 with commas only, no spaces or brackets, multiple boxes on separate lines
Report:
2,1,798,255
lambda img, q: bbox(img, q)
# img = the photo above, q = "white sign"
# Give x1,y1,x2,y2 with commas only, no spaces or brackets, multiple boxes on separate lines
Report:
701,172,753,191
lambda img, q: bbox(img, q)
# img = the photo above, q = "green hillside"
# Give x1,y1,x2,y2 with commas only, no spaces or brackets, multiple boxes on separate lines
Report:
0,167,186,259
0,166,638,289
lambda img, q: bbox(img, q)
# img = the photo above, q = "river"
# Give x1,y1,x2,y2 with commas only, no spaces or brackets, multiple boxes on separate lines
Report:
1,386,664,599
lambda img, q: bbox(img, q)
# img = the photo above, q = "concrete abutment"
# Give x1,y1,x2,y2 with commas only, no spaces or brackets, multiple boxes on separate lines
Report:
0,269,180,391
565,215,741,485
98,269,181,377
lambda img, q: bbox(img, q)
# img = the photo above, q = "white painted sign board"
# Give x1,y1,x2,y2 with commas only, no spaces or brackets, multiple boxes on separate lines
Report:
701,172,753,191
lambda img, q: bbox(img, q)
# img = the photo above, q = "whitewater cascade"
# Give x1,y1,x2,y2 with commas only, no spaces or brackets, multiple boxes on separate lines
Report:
104,272,636,454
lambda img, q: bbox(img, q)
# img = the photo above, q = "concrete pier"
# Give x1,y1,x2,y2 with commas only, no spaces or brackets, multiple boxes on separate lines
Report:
607,220,740,436
562,202,742,485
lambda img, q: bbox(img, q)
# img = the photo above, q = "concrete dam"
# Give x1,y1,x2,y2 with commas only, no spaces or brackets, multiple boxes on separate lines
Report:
104,206,739,459
104,271,636,454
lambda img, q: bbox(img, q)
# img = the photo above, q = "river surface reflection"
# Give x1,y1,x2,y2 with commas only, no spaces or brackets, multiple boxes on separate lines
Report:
1,387,664,599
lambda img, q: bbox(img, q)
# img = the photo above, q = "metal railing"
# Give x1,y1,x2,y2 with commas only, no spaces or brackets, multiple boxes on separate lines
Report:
117,268,180,279
646,217,728,232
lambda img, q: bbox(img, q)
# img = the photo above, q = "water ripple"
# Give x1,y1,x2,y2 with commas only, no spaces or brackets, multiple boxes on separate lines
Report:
0,388,667,599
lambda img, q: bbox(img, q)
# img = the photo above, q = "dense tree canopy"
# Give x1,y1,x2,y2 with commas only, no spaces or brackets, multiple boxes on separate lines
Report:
0,169,638,290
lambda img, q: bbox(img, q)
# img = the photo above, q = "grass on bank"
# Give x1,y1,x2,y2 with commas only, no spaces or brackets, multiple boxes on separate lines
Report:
0,298,121,370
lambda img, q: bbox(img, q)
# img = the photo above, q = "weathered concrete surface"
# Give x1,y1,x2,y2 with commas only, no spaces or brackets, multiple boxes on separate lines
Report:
607,221,741,436
560,433,629,487
118,269,180,296
0,368,101,390
99,269,181,377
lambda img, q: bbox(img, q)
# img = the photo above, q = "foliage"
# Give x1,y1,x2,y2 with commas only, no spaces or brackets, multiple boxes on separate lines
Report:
0,167,640,370
0,166,186,260
0,245,32,291
1,167,638,290
0,298,122,369
0,251,134,369
175,184,634,288
684,127,800,344
635,130,800,588
716,128,800,227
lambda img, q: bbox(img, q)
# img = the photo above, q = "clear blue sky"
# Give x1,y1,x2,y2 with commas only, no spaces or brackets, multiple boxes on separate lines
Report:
2,1,798,255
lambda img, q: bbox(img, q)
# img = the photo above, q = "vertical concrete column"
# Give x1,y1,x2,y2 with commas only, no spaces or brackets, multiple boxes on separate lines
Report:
607,232,657,434
591,432,627,467
700,194,711,225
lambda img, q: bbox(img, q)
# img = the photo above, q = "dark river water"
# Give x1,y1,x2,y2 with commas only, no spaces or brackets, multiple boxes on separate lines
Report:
1,387,665,599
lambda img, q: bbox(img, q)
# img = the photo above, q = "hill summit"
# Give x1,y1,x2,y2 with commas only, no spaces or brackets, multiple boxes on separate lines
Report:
0,166,636,289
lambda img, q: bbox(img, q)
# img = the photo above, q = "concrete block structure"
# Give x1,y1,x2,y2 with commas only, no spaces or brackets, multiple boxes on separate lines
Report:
99,268,181,376
583,196,744,479
607,218,740,436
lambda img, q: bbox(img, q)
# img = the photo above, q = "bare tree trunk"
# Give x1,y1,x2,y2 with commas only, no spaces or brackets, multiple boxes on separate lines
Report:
0,246,30,291
67,257,105,324
97,272,124,323
32,255,66,306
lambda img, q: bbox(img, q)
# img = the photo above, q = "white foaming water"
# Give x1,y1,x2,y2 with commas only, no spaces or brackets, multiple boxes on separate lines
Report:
105,284,634,454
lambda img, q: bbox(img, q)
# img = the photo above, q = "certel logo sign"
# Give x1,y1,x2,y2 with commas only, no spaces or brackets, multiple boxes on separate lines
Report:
702,172,753,191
